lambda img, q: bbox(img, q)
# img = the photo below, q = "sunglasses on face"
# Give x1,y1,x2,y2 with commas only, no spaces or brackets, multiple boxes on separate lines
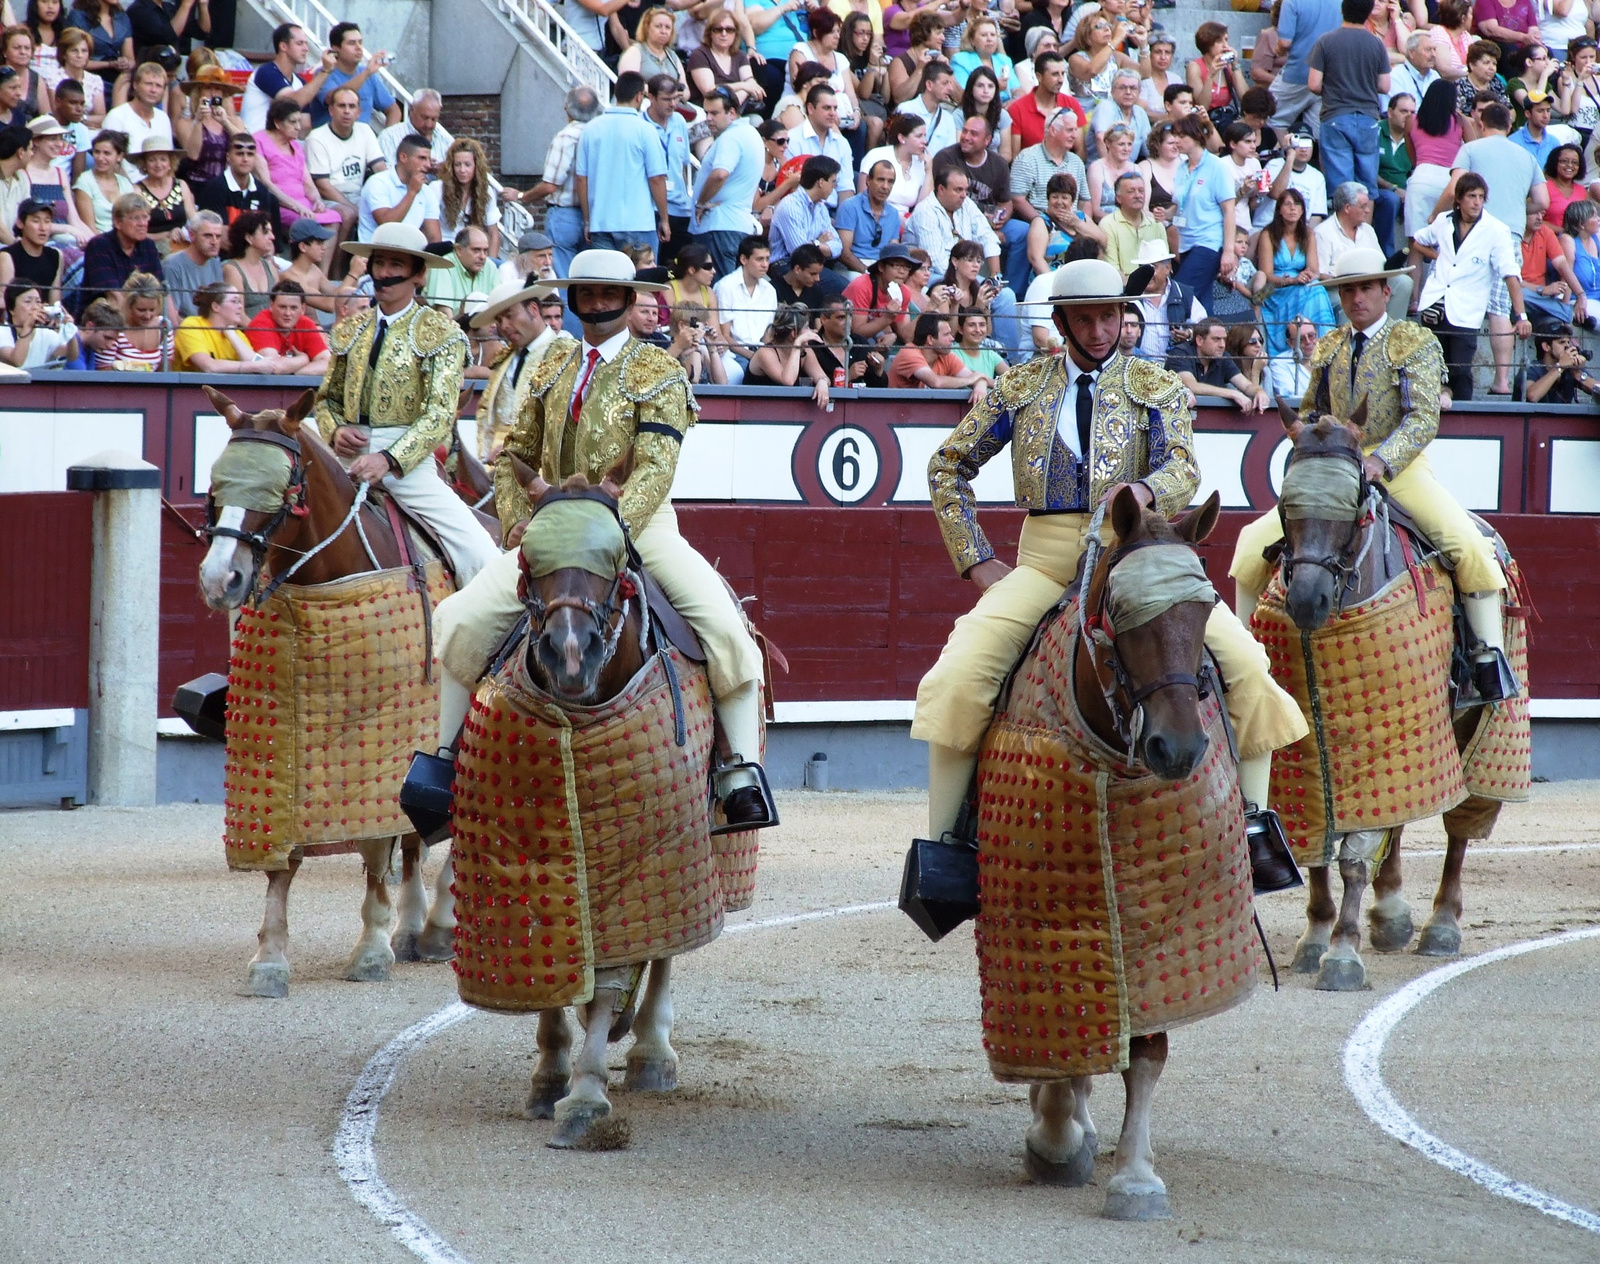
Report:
772,136,789,145
710,24,736,32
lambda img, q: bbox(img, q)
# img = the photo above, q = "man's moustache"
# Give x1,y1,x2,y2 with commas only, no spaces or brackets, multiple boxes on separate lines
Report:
369,273,412,291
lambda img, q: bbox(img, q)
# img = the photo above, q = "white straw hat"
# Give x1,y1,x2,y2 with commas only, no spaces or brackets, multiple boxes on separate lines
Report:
341,222,456,269
539,248,670,293
470,278,557,329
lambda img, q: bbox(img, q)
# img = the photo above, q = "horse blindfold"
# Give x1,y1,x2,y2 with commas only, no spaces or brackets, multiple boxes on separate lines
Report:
519,497,629,579
1281,455,1362,520
208,440,294,513
1104,547,1216,634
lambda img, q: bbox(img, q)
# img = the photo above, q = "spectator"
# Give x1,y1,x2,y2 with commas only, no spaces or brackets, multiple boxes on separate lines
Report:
888,310,984,394
750,118,798,229
59,294,115,367
78,190,159,312
241,22,334,134
1226,322,1270,399
842,240,916,342
952,307,1005,381
931,113,1014,242
1008,52,1084,151
1255,128,1328,232
1168,315,1269,410
425,223,496,315
1118,302,1150,358
1560,197,1600,311
64,1,131,87
333,285,370,321
1306,0,1389,195
664,300,729,382
244,278,328,374
793,81,855,207
1186,22,1247,135
96,267,170,368
903,167,1013,327
959,66,1011,160
1249,5,1288,91
101,61,171,159
278,217,339,321
690,89,763,276
1475,0,1542,61
0,277,73,364
1375,91,1412,254
1268,313,1320,398
1457,40,1512,118
162,206,221,316
1526,322,1600,402
774,58,834,131
771,239,829,309
1391,30,1440,108
857,111,930,218
1139,33,1181,120
254,96,338,240
743,300,833,404
0,123,30,244
899,58,963,156
520,84,600,281
437,135,501,259
174,64,247,189
220,208,279,319
688,11,765,111
22,116,90,243
1090,69,1150,160
808,292,884,387
1413,173,1532,399
786,10,866,158
495,228,555,289
640,74,692,267
1438,102,1547,239
1271,0,1344,136
1068,12,1136,109
0,65,27,133
574,72,668,256
356,131,438,242
952,15,1016,95
1012,27,1062,100
309,22,399,130
1026,170,1106,273
0,195,58,297
1170,114,1236,310
53,29,103,130
1404,80,1462,241
1101,171,1166,279
836,157,903,272
195,132,282,235
306,84,382,258
712,232,777,362
173,279,273,372
887,11,949,108
48,76,91,169
377,88,448,170
2,24,43,122
129,136,191,249
745,0,811,107
1314,181,1412,320
1522,202,1586,325
1011,104,1090,238
928,236,1008,326
1543,142,1584,230
770,154,846,289
1087,121,1140,223
71,123,128,231
1570,37,1600,150
1510,87,1559,165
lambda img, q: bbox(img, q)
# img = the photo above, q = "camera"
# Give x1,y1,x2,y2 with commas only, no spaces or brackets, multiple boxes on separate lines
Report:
205,96,223,108
689,317,702,328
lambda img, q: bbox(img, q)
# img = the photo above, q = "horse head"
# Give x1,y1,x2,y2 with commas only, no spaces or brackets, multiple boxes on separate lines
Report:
516,466,642,704
1080,485,1222,781
1275,396,1371,630
198,385,318,609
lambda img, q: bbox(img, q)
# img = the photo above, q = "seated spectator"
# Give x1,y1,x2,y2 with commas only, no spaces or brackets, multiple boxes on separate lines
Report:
953,308,1006,381
163,207,223,317
952,15,1017,97
1544,143,1584,232
1255,130,1327,234
662,241,724,327
1026,171,1106,277
1007,52,1084,151
1086,120,1140,224
769,154,846,286
1100,170,1167,278
425,224,496,315
857,112,930,219
496,228,556,289
240,22,335,134
195,133,282,237
1126,240,1201,361
96,267,171,368
1011,105,1090,231
78,191,160,313
357,131,439,242
1167,316,1268,411
1267,314,1319,400
1011,29,1060,102
886,12,949,110
54,31,105,129
244,279,329,374
902,244,937,315
743,301,833,406
59,295,118,368
663,300,729,382
174,280,284,373
1225,321,1269,400
377,89,447,169
842,241,916,342
71,124,130,231
888,310,984,395
1067,11,1139,107
306,84,383,259
712,232,777,361
812,292,889,387
254,96,341,240
0,65,30,132
309,22,400,131
0,196,61,299
1522,203,1586,326
129,137,192,252
958,66,1012,162
1526,322,1600,403
102,61,174,158
1090,70,1151,165
48,80,93,178
0,278,75,365
771,240,829,310
1259,188,1334,354
836,160,902,274
23,115,93,244
927,238,1009,336
438,136,501,259
897,59,963,157
904,165,1005,277
174,65,249,190
1560,198,1600,311
220,209,280,320
687,12,765,111
1118,304,1153,360
752,118,800,229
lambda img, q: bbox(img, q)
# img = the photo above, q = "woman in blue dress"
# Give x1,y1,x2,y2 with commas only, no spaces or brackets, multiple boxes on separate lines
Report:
1255,187,1334,357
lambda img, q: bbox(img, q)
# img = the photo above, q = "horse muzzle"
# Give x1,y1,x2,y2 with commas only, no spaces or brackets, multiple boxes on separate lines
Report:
535,626,605,702
1285,568,1336,631
1140,725,1209,782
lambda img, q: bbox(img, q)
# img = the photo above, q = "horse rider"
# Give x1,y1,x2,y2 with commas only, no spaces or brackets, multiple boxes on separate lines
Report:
912,257,1309,846
1229,248,1521,701
432,249,778,831
312,221,501,586
471,278,568,462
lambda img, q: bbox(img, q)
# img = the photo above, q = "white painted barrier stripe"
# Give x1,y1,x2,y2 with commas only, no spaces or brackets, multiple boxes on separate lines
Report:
1343,927,1600,1237
337,900,896,1262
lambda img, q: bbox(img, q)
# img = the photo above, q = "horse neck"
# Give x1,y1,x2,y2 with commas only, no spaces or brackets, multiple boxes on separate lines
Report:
1340,503,1402,609
264,434,402,586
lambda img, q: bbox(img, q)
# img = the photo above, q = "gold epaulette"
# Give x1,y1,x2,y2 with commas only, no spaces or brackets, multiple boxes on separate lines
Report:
1310,324,1352,369
1383,319,1436,364
619,341,694,410
991,353,1059,412
407,305,469,357
529,337,580,394
328,309,374,355
1117,355,1188,407
487,343,514,371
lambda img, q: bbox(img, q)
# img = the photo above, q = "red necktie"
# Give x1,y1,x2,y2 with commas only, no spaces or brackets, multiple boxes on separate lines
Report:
571,347,602,422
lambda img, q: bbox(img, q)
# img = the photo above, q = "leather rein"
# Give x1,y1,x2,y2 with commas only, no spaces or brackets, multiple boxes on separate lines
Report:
1275,444,1376,613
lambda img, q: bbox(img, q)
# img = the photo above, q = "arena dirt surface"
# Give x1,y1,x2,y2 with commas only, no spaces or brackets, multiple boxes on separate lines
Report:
2,785,1599,1263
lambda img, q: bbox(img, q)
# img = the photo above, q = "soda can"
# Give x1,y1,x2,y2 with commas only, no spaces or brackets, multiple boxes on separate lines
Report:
833,367,847,387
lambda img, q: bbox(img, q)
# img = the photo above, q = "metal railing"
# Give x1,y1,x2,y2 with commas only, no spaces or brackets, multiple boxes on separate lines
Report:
498,0,616,92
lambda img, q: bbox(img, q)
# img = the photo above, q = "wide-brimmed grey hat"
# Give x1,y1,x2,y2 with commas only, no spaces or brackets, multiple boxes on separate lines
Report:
341,222,456,270
470,277,557,329
539,248,670,293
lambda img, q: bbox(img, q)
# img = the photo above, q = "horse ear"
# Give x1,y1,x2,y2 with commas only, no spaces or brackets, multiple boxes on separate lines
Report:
1174,490,1221,545
1109,483,1143,541
203,384,246,429
1348,396,1369,435
509,451,548,501
601,452,633,499
1276,395,1299,432
456,386,475,418
281,389,317,434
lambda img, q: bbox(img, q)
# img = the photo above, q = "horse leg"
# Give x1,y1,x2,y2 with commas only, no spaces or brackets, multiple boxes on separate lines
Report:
1024,1077,1097,1186
1291,864,1337,973
243,857,300,998
549,971,626,1148
391,834,427,962
1367,827,1416,952
1315,835,1378,991
1418,831,1469,957
415,843,457,962
624,958,679,1093
1102,1033,1171,1221
527,1008,574,1119
345,838,398,983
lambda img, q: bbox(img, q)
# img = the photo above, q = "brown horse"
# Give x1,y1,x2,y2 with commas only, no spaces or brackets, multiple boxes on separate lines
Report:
977,486,1246,1221
1265,406,1529,990
196,385,460,994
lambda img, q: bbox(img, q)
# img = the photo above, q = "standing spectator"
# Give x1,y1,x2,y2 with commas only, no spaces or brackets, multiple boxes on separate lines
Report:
1100,169,1167,276
306,83,384,256
308,22,399,130
836,156,903,272
1268,313,1320,398
793,81,855,207
1375,90,1413,253
1404,81,1462,241
77,190,160,312
1390,31,1440,107
769,154,846,287
1438,102,1548,236
240,23,333,134
1167,315,1269,410
174,64,246,189
71,123,129,232
254,97,340,239
574,71,668,256
520,84,600,281
1271,0,1344,137
220,208,279,318
690,88,763,276
161,205,220,316
1170,114,1236,309
101,61,172,159
195,132,282,234
436,135,501,258
244,278,328,373
355,132,439,242
1259,186,1336,354
1413,173,1532,399
424,224,495,314
712,232,777,363
1007,51,1084,150
642,74,691,265
1307,0,1390,195
898,58,963,156
887,310,984,393
1010,105,1089,227
377,90,448,170
856,111,930,218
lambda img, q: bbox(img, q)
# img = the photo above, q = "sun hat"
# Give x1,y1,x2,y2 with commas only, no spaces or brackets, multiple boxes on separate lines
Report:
129,135,184,161
538,248,671,293
470,278,557,329
341,222,457,270
1318,247,1408,289
1049,258,1138,305
26,115,66,139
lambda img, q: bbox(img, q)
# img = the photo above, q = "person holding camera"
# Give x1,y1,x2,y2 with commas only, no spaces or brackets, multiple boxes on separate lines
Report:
0,279,76,366
1527,322,1600,402
1186,22,1247,134
664,300,733,383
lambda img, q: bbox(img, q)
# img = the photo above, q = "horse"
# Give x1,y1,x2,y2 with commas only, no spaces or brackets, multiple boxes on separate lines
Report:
196,384,468,995
973,486,1249,1221
1257,404,1531,991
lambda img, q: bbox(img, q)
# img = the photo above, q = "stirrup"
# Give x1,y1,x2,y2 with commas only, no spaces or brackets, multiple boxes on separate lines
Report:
400,748,456,844
710,760,780,835
1244,803,1302,895
1454,646,1521,708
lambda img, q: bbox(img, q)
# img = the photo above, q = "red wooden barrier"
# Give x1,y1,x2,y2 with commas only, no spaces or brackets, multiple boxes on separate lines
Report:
0,492,91,711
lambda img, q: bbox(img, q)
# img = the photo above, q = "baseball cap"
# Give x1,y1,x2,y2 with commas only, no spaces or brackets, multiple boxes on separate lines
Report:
288,218,334,243
516,229,554,252
15,197,53,221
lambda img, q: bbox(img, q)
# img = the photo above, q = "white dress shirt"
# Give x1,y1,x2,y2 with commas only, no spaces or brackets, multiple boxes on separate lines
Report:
1052,362,1098,459
903,194,1002,274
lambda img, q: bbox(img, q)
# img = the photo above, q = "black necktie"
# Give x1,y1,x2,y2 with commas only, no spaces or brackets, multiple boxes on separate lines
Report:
359,318,388,423
368,317,388,367
1350,331,1367,390
1075,372,1094,463
513,348,529,385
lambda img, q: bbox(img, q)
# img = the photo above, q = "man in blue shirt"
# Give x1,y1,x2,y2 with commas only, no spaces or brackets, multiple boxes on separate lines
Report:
835,160,902,273
575,73,670,257
767,156,847,298
643,73,693,268
690,89,765,277
1170,115,1237,313
1509,90,1560,168
310,23,400,130
1270,0,1343,137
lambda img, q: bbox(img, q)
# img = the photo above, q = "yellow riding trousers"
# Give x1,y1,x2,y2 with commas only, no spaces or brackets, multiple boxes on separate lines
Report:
1229,450,1506,596
910,513,1308,760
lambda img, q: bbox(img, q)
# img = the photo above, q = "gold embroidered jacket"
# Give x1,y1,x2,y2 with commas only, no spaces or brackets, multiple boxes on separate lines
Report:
477,329,570,461
494,336,697,537
929,351,1198,575
1307,320,1444,476
313,304,470,477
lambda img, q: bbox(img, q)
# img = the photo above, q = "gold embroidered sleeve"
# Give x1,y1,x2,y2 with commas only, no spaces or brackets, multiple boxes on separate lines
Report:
385,337,468,476
928,385,1011,576
1142,390,1199,518
1371,326,1443,477
494,390,546,537
618,379,693,536
312,345,350,446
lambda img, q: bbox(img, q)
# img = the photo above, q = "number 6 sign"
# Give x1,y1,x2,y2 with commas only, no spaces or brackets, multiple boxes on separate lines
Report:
815,426,880,504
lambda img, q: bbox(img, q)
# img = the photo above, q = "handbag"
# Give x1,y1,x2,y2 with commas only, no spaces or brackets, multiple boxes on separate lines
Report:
1419,301,1445,328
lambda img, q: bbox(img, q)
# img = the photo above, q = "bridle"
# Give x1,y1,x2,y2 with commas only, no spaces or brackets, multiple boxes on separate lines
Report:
1276,443,1378,614
203,428,308,603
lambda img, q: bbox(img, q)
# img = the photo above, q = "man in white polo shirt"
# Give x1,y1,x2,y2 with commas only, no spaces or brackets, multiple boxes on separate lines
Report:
357,133,441,241
1315,179,1413,319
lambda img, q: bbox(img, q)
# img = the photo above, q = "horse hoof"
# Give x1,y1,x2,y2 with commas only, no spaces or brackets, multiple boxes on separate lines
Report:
1024,1134,1096,1187
1368,909,1416,954
1314,955,1367,991
344,948,395,983
1417,923,1462,957
1289,940,1329,974
526,1077,569,1120
242,962,289,998
415,924,456,962
390,930,421,962
1102,1184,1171,1221
623,1056,678,1093
549,1099,612,1150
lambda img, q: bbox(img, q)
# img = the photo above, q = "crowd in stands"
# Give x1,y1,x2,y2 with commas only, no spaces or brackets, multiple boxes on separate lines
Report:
5,0,1600,408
